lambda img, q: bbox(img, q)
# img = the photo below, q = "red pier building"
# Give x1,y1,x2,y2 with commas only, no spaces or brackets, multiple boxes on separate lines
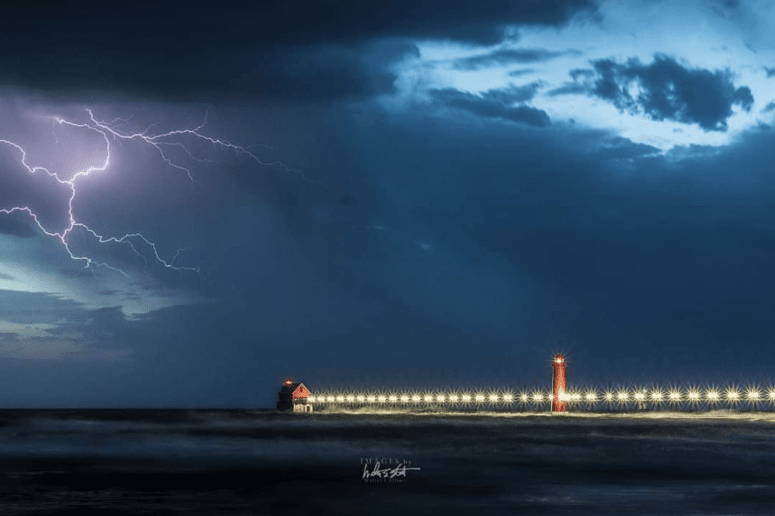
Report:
276,377,313,413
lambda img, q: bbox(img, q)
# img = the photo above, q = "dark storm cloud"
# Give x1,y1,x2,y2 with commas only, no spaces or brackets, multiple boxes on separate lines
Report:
0,273,15,281
429,87,551,127
484,82,545,103
596,137,662,160
57,268,98,280
763,66,775,77
711,0,741,17
0,152,71,235
318,103,775,384
0,290,88,325
0,0,597,102
452,48,583,70
508,68,536,77
763,101,775,113
557,54,754,131
547,68,596,95
0,291,141,359
546,83,588,96
0,214,36,238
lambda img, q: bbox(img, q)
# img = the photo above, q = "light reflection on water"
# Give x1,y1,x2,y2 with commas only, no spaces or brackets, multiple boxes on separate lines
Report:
0,409,772,515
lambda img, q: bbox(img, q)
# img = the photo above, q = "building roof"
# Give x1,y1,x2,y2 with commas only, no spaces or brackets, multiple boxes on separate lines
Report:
278,382,310,398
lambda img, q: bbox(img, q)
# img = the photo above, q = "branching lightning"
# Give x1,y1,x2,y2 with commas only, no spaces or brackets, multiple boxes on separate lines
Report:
1,108,311,278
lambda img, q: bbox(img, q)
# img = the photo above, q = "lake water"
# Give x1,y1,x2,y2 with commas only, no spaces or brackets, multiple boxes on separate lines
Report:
0,408,773,515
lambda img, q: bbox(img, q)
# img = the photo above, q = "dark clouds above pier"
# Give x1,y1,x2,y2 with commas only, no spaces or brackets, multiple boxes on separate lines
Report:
1,0,775,407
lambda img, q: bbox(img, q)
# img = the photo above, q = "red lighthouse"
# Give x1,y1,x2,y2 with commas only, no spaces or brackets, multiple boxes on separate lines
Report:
552,353,566,413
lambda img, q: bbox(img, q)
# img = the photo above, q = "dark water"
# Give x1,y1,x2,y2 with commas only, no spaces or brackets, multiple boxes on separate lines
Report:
0,409,774,515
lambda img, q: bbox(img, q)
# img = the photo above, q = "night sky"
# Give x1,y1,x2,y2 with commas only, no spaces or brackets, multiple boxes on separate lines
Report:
1,0,774,407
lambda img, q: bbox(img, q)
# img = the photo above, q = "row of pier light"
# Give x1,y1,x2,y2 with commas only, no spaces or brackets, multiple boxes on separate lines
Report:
307,387,775,406
278,356,775,412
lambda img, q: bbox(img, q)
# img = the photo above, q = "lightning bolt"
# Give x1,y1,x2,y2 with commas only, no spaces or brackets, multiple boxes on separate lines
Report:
0,107,311,279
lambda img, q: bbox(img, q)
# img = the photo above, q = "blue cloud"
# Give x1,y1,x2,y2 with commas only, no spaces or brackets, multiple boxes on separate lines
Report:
565,54,754,131
429,86,550,127
452,48,582,70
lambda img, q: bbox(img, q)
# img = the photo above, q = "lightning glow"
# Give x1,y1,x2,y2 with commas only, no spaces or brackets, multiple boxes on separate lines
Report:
0,108,306,279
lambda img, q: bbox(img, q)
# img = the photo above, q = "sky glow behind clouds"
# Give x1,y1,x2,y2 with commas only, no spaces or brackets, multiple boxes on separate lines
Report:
1,0,775,407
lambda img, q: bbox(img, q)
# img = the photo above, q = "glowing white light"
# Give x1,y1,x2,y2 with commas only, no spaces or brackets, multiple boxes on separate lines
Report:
669,391,681,401
747,390,760,400
533,393,544,402
585,392,597,401
400,395,410,403
488,393,499,403
449,394,459,403
357,395,366,402
461,394,472,402
502,393,514,403
651,392,663,401
572,393,581,401
307,395,316,402
377,395,386,403
604,392,613,401
366,395,376,403
687,391,700,401
436,394,446,403
520,393,529,402
411,394,421,403
476,394,486,402
388,395,398,403
617,392,629,401
727,390,740,400
424,394,434,403
634,392,645,401
706,391,719,401
346,395,355,402
327,395,335,403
